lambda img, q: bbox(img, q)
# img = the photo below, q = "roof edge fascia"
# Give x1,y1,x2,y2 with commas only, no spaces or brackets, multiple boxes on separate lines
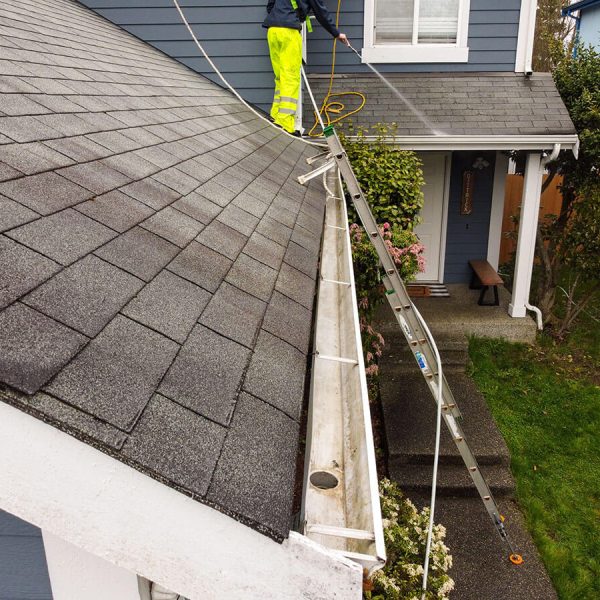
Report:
349,134,580,152
563,0,600,15
0,401,363,600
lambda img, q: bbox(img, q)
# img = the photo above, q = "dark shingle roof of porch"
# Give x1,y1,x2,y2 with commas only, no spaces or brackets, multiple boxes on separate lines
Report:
306,72,576,137
0,0,323,541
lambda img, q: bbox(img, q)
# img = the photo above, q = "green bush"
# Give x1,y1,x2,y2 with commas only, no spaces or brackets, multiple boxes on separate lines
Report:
366,480,454,600
340,123,425,230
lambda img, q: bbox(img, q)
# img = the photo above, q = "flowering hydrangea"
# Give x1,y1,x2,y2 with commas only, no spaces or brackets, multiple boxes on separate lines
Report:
365,479,454,600
350,223,426,382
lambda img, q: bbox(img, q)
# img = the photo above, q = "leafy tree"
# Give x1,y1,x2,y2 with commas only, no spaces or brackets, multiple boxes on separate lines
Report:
534,42,600,336
532,0,574,72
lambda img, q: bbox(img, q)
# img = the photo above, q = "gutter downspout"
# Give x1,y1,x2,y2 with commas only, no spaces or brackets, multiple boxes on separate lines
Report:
525,143,561,330
525,0,537,74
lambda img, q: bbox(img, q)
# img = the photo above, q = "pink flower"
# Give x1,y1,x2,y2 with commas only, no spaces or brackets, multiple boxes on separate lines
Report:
365,364,379,377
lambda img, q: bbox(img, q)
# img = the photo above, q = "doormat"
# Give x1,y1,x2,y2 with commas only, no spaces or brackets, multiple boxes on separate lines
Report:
407,284,450,298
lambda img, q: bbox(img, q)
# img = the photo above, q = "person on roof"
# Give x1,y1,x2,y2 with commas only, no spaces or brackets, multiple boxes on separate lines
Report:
263,0,348,134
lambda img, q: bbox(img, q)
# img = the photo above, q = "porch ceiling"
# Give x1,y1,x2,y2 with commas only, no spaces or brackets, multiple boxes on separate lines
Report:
306,72,578,150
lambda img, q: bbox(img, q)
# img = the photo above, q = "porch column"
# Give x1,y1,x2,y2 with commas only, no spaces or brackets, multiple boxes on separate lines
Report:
487,152,510,270
508,152,543,318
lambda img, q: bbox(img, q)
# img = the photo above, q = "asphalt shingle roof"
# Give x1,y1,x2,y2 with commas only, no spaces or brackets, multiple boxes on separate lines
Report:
306,72,577,137
0,0,325,541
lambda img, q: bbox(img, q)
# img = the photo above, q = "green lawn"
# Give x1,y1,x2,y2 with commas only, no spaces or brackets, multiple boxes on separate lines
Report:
468,335,600,600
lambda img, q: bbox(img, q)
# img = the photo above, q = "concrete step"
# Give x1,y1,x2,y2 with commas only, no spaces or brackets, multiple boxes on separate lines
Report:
389,462,515,497
381,371,511,467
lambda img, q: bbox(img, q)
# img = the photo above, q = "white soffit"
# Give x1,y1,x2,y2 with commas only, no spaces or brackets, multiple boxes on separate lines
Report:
0,400,363,600
352,134,580,152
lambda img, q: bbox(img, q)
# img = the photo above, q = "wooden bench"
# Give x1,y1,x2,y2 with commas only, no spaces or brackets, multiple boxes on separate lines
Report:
468,259,504,306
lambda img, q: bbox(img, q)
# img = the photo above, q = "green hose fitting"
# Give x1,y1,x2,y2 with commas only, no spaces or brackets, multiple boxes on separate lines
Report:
324,125,335,137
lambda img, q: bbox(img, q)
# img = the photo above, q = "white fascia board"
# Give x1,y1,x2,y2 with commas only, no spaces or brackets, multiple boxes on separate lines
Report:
516,0,538,73
350,134,579,152
0,401,363,600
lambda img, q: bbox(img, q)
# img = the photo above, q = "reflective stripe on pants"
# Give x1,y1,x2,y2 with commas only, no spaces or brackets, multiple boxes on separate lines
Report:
267,27,301,133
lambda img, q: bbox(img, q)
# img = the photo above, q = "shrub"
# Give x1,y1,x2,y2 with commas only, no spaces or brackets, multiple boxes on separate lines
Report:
366,479,454,600
350,223,425,378
340,123,425,230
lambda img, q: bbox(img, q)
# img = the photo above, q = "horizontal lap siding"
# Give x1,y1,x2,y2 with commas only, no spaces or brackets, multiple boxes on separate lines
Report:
78,1,277,111
444,151,495,283
79,1,523,110
307,0,521,73
0,510,53,600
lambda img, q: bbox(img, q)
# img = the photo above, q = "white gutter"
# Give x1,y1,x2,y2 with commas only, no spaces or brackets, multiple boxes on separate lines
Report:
301,167,386,575
525,143,561,330
347,134,579,152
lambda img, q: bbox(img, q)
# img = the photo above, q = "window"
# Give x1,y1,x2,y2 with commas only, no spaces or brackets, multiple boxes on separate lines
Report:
363,0,470,63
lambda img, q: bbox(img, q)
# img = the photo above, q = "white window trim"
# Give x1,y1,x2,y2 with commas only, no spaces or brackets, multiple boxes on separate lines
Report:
362,0,471,63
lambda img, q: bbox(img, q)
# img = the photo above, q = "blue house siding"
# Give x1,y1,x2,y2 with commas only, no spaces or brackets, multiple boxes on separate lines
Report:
579,5,600,47
0,510,53,600
78,1,276,111
79,1,524,110
443,151,495,283
307,0,522,73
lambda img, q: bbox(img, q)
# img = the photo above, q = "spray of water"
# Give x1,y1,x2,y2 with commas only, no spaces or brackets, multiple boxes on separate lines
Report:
347,44,443,136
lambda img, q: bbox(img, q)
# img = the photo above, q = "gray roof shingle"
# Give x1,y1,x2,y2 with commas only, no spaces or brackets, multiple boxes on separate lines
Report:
306,72,577,137
0,0,324,541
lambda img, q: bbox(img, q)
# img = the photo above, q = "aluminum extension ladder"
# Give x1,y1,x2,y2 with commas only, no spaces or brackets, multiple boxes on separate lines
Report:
299,125,522,565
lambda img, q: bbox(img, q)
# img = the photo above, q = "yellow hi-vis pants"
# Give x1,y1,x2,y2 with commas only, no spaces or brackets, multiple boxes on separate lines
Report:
267,27,302,133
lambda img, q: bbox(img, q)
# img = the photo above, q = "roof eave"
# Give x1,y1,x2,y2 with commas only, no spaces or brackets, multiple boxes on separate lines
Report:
562,0,600,16
0,401,363,600
350,134,580,153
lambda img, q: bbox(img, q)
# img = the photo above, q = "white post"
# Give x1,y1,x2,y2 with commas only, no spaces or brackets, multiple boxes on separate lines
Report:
508,152,543,317
42,531,142,600
487,152,509,270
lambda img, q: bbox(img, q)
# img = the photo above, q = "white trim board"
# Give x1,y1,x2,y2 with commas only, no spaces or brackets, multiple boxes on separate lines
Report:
515,0,538,73
0,401,363,600
362,0,470,63
350,134,579,153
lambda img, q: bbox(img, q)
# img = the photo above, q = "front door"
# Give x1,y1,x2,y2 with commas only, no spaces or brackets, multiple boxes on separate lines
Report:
414,153,449,282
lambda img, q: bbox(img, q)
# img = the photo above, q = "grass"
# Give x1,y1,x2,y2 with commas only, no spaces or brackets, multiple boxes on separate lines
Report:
468,331,600,600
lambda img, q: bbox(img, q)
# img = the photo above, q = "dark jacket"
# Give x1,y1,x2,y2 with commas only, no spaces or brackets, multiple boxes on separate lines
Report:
263,0,340,38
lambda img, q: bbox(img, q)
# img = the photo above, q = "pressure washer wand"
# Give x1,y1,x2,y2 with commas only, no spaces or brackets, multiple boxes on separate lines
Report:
347,43,362,61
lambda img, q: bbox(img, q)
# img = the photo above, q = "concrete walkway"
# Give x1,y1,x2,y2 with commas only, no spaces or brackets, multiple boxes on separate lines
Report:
376,292,556,599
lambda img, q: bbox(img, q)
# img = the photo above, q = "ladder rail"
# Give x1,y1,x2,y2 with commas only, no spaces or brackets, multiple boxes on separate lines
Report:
313,127,517,553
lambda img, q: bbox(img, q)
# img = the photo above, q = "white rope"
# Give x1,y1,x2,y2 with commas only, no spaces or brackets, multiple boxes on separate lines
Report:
171,0,324,147
411,303,444,600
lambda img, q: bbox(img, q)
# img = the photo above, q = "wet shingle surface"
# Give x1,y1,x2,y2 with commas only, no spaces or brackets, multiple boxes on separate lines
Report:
0,0,325,542
306,73,577,136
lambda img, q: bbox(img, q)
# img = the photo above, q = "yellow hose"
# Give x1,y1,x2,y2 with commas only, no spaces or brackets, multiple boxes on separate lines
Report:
308,0,366,136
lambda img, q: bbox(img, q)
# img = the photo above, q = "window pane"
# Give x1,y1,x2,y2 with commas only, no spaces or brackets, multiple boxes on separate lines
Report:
418,0,459,43
375,0,414,44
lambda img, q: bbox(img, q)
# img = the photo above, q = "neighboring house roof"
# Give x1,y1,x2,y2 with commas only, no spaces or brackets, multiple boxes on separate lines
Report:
0,0,324,541
306,72,577,137
563,0,600,14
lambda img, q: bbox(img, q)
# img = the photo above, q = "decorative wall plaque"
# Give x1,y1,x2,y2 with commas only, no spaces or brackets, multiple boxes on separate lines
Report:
461,170,475,215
